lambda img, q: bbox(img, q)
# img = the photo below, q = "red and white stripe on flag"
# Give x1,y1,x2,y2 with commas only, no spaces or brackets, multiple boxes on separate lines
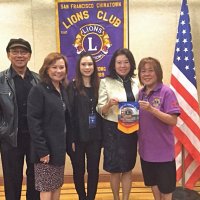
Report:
170,0,200,189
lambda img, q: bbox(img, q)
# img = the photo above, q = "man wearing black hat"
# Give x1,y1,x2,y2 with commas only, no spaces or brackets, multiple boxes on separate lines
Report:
0,38,40,200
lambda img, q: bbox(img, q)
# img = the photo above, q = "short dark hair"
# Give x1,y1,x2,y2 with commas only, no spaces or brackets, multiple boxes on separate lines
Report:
138,57,163,84
6,38,32,53
108,48,136,78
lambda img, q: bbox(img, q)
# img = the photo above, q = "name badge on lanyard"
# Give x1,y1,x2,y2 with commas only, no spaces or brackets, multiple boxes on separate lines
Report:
89,113,97,129
89,98,96,129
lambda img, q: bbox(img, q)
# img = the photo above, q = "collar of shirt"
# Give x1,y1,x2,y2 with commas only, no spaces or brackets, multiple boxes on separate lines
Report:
140,83,163,101
10,66,32,79
141,83,163,93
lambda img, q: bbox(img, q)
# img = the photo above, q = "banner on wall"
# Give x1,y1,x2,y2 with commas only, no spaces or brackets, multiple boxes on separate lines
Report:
55,0,128,80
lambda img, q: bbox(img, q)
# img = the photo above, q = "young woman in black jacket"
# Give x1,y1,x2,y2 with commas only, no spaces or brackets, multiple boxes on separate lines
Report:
67,52,102,200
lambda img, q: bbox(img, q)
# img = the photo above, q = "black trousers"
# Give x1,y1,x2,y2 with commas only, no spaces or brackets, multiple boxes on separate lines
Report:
0,133,40,200
70,140,102,200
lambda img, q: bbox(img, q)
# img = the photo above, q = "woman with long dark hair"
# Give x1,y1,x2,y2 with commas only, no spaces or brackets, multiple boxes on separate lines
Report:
67,52,102,200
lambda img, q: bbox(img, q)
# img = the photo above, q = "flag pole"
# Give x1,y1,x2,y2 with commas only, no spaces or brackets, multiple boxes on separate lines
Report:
181,145,185,188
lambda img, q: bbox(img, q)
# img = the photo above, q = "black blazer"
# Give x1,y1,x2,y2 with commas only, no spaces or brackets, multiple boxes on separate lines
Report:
27,82,71,166
67,81,102,143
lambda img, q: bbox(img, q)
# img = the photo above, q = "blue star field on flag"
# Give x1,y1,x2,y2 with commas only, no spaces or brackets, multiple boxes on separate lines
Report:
173,0,196,87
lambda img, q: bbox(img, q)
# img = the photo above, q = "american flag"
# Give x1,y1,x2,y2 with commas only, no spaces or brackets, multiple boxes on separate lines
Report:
170,0,200,189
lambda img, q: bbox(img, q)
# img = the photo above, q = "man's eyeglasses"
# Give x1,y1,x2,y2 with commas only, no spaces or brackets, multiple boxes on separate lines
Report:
9,49,29,56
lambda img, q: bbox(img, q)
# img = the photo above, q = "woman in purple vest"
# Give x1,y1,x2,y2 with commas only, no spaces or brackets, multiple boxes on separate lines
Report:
138,57,180,200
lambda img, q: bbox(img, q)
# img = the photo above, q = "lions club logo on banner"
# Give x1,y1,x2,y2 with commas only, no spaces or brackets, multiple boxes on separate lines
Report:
56,0,127,80
73,24,112,62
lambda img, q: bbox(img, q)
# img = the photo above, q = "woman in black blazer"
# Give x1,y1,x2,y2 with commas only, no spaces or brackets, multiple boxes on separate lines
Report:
67,52,102,200
27,52,71,200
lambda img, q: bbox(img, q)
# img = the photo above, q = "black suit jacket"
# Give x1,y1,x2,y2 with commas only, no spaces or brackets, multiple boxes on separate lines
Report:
27,82,71,166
